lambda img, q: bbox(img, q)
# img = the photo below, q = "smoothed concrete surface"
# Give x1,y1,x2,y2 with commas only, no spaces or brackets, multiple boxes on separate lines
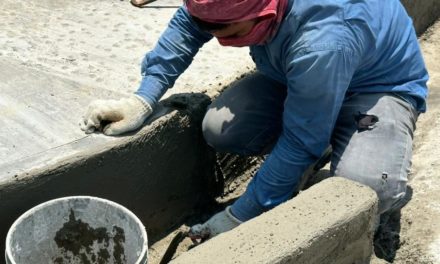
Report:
0,58,121,181
171,177,378,264
0,0,252,183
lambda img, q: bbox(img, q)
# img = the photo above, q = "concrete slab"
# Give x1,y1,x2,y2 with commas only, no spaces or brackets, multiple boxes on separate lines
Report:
171,177,378,264
0,58,120,181
0,0,252,97
0,0,253,182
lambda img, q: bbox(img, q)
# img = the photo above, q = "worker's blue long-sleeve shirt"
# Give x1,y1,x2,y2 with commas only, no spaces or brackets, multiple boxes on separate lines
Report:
135,0,428,221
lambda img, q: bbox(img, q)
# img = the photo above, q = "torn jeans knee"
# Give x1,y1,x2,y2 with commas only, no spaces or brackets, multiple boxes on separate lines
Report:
354,111,379,131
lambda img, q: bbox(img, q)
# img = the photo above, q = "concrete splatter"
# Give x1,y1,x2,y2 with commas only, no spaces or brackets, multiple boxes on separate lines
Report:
53,209,126,264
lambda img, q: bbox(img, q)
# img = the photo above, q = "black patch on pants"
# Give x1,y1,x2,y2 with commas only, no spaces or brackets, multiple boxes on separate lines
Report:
354,112,379,132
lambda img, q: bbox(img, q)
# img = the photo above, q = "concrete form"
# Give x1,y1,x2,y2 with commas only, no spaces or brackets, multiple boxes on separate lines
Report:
0,0,439,262
401,0,440,35
171,177,378,264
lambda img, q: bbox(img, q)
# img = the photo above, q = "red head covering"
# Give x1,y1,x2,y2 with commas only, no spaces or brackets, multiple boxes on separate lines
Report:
186,0,288,47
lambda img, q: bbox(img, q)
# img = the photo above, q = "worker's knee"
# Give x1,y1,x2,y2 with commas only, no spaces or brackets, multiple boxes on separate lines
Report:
378,187,407,214
202,107,244,154
202,107,269,155
334,162,408,214
202,124,236,154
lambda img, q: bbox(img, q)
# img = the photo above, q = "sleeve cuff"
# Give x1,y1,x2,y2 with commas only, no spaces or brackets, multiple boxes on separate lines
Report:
230,180,265,222
135,76,168,106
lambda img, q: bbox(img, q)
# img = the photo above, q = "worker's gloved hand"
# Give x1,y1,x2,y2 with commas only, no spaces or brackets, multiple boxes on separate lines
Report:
188,206,242,242
80,95,153,136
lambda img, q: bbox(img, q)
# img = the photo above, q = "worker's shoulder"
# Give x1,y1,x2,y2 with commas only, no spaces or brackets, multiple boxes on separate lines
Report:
282,0,407,52
290,0,402,25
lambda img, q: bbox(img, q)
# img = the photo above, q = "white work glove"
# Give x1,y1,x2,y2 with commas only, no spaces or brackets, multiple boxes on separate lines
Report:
188,206,242,242
80,95,153,136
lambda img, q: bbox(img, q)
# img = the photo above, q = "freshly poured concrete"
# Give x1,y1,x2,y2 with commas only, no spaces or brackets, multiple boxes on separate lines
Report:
0,58,117,180
0,0,252,181
0,0,251,231
171,177,378,264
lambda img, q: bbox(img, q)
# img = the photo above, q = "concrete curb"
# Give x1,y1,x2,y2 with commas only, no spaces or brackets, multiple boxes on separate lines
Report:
401,0,440,36
171,177,379,264
0,93,222,254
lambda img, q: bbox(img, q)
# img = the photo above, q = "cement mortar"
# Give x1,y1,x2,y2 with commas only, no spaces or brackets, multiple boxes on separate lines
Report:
53,210,126,264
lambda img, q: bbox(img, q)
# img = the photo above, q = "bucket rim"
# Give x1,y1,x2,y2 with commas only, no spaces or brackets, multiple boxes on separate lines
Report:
5,195,148,264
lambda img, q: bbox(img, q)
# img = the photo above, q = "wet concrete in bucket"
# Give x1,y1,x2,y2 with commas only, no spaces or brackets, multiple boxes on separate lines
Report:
53,210,126,264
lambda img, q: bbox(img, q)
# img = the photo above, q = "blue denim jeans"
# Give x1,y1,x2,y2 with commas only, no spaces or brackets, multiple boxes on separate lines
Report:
202,72,418,215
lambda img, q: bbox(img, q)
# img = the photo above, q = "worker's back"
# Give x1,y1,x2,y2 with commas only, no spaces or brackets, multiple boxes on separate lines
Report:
344,0,428,112
252,0,428,111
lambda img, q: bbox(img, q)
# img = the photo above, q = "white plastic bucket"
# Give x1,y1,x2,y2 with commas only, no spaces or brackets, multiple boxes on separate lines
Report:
5,196,148,264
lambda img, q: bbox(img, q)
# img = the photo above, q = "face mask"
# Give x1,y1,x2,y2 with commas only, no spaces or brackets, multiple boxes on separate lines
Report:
217,18,275,47
186,0,289,47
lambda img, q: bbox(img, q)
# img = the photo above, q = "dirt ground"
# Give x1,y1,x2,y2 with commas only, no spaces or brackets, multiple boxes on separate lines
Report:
148,20,440,264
